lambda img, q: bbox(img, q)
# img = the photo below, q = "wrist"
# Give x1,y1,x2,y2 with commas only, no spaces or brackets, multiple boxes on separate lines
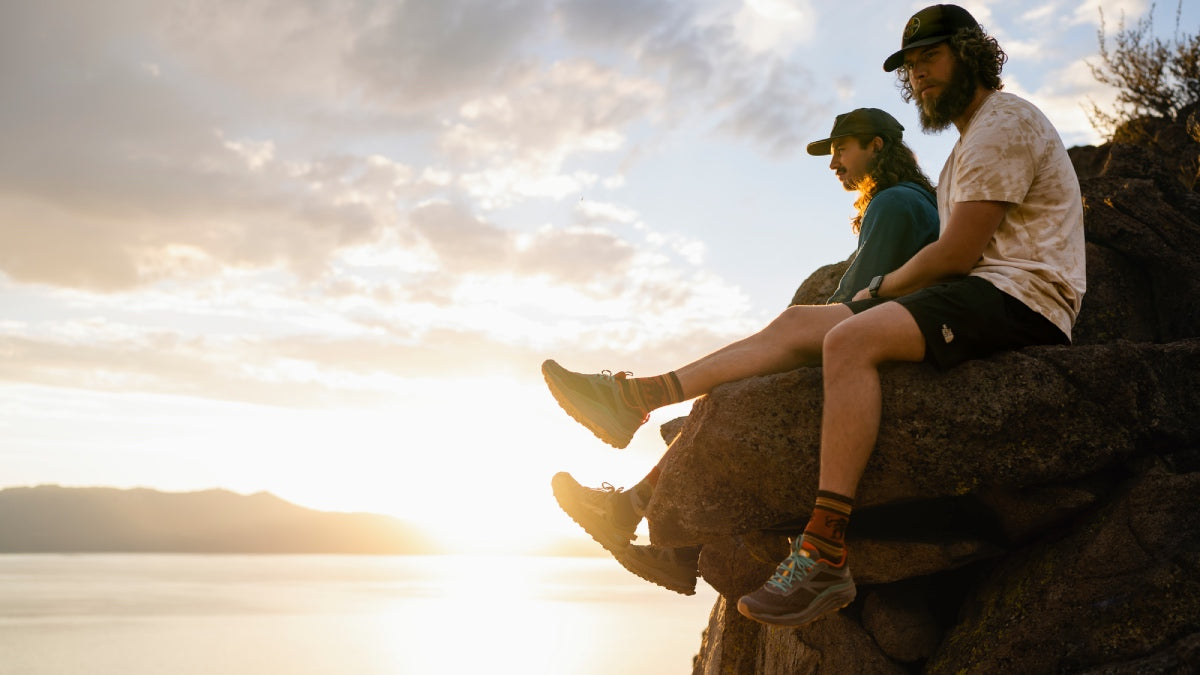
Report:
868,274,885,298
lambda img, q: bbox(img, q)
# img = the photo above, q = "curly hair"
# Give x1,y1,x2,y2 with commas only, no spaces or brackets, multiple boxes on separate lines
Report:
850,135,936,234
894,25,1008,103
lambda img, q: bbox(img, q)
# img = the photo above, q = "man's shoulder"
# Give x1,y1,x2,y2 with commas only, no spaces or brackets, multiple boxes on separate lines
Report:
872,182,935,207
976,92,1055,136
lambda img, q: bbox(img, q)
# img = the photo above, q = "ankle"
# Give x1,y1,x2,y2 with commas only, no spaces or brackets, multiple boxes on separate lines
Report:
629,479,654,516
611,490,643,529
621,372,684,413
802,490,854,564
798,536,846,566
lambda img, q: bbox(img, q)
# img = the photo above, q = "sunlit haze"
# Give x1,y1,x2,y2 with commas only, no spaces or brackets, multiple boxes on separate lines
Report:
2,0,1192,553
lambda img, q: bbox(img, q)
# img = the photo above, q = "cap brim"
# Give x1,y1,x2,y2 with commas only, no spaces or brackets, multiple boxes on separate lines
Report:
806,134,848,156
882,35,951,72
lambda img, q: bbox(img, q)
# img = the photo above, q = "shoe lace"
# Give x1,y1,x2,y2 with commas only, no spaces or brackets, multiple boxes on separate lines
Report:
765,546,815,593
600,370,650,421
599,369,634,381
596,482,625,495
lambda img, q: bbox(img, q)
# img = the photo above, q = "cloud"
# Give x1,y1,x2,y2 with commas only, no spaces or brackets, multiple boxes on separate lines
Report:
712,58,820,156
0,0,796,410
344,0,550,112
0,2,439,290
0,0,830,297
409,201,517,274
518,225,637,285
407,200,640,287
442,60,664,207
733,0,818,54
555,0,684,46
1071,0,1152,27
558,0,828,153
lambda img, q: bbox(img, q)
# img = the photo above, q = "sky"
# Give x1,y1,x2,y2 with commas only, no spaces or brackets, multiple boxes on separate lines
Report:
2,0,1194,553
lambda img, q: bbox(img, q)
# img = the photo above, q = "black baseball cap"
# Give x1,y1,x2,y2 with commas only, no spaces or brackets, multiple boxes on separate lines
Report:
882,4,980,72
806,108,904,156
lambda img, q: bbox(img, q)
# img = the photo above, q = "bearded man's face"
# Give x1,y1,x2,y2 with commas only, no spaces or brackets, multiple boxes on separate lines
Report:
906,44,978,132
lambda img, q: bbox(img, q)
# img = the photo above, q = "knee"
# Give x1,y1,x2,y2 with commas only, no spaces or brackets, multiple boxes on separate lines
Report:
823,322,878,370
760,305,807,340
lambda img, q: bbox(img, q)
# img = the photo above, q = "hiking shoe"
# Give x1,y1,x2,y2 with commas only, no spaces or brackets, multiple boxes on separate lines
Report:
542,359,648,449
551,472,639,553
614,545,699,596
736,536,856,626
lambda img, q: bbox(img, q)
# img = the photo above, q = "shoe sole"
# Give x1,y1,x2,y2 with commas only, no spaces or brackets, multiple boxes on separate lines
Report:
735,582,856,627
551,473,636,554
542,360,636,449
613,549,697,596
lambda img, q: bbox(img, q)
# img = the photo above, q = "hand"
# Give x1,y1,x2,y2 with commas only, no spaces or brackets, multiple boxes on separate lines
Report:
852,288,871,301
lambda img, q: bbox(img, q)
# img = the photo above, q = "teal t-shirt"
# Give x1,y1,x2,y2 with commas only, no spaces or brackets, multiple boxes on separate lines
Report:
825,181,939,304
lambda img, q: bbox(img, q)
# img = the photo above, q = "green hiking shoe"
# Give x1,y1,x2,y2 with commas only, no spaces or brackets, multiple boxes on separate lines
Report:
542,360,648,449
614,545,700,596
736,536,856,626
551,472,640,553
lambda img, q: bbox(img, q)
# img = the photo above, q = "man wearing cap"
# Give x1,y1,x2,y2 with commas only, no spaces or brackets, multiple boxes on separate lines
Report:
813,108,939,304
735,4,1085,626
542,108,939,594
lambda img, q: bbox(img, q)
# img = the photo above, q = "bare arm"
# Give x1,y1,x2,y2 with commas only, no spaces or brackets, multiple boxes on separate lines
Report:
854,200,1007,300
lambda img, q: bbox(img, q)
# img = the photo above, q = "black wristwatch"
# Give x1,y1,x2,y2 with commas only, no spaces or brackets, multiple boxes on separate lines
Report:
868,275,885,298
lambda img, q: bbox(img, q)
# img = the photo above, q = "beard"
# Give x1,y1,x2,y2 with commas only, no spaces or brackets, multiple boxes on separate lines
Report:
916,59,977,132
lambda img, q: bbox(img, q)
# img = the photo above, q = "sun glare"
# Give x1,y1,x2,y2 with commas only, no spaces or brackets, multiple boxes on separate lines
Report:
232,373,677,557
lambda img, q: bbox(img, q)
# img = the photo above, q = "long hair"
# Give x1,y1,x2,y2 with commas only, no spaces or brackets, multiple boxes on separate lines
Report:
850,135,936,234
893,25,1008,104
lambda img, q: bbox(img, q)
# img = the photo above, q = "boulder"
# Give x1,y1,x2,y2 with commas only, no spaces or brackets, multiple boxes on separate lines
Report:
657,110,1200,673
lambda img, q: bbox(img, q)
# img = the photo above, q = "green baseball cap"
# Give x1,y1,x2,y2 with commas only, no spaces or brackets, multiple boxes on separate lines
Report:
882,4,980,72
806,108,904,156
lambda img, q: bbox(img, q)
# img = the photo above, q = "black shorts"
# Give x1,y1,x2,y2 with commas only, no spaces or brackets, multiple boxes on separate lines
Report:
844,276,1069,370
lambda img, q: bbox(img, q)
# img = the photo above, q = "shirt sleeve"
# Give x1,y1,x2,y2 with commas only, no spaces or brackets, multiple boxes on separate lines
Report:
951,109,1040,204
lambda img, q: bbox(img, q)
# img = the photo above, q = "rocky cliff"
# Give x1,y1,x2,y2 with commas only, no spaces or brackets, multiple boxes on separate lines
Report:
650,107,1200,674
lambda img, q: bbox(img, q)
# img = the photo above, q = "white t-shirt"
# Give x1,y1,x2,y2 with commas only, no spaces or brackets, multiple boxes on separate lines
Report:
938,91,1087,339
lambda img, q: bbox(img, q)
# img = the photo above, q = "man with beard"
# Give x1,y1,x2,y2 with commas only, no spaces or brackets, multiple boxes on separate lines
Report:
544,3,1085,626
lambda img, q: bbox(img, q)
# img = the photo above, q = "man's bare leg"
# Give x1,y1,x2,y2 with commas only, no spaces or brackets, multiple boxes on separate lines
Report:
736,302,926,627
542,303,852,448
673,303,854,399
818,301,926,498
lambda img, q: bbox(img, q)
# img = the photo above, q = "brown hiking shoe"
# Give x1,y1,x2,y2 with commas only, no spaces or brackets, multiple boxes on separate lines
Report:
736,536,856,626
614,545,699,596
551,472,640,553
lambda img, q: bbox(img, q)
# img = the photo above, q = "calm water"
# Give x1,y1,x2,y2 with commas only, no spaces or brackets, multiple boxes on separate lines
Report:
0,554,717,674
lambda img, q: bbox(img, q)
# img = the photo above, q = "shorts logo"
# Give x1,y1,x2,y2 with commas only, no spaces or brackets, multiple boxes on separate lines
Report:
941,323,955,343
904,17,921,40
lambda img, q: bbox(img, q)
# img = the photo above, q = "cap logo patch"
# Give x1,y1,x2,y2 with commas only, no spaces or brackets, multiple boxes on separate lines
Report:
904,17,921,40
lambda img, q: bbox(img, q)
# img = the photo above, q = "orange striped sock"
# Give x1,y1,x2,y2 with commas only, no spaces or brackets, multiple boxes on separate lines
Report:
802,491,853,565
620,372,685,413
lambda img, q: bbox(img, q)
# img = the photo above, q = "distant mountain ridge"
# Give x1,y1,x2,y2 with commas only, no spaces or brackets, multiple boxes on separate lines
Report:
0,485,438,554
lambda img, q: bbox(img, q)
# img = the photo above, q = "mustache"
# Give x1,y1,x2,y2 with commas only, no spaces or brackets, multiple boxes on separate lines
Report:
918,80,944,94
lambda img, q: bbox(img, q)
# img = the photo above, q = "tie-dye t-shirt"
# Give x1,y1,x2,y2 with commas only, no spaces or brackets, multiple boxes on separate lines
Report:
937,91,1086,339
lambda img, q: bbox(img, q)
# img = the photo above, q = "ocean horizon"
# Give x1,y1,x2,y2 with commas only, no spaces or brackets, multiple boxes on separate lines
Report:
0,552,717,674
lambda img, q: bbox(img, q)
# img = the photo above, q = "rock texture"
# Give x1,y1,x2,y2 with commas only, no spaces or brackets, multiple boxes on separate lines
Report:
651,107,1200,674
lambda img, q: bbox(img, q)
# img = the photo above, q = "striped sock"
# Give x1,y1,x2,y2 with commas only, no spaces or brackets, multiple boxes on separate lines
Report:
802,491,854,565
619,372,685,413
